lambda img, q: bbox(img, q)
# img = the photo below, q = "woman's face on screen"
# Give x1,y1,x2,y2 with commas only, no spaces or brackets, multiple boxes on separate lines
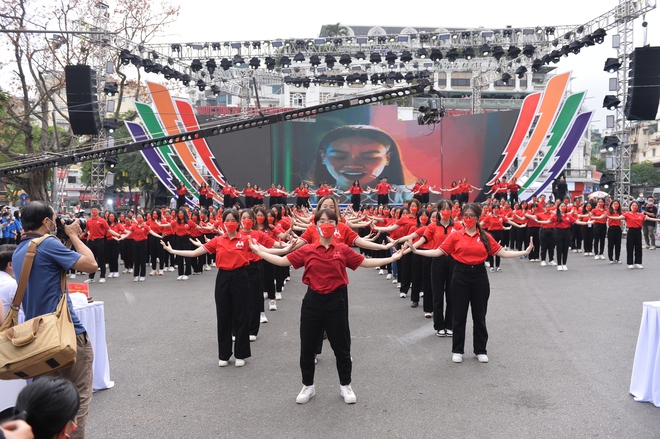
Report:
321,136,390,188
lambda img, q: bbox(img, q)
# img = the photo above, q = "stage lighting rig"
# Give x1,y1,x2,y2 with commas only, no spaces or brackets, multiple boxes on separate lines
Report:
417,97,446,126
603,95,621,110
604,58,621,73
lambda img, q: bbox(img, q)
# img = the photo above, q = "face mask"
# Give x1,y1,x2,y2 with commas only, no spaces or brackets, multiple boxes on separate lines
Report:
137,218,144,224
493,209,500,215
383,210,390,215
318,223,335,239
632,205,639,212
224,222,238,233
440,211,451,220
178,214,185,219
46,218,57,236
256,216,265,224
560,207,567,213
598,203,604,207
463,216,477,229
268,216,275,224
395,213,401,219
613,204,619,209
91,211,98,217
242,219,253,229
109,217,115,222
192,216,198,221
420,216,429,224
410,206,419,214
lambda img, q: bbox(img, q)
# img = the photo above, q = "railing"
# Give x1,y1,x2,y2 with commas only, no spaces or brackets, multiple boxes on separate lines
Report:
440,98,525,111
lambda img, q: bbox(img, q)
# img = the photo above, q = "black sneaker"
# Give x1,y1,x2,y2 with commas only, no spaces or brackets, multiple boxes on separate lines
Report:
411,302,419,308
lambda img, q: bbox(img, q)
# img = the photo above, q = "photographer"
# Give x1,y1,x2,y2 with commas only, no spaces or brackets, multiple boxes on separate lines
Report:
11,201,97,439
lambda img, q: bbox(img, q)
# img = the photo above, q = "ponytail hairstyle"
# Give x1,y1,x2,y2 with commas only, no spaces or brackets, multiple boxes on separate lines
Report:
462,203,491,254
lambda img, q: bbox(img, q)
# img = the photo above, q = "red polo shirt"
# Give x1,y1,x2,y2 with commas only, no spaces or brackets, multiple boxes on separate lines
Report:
439,229,501,265
203,232,251,270
623,212,645,228
349,186,363,195
422,221,463,249
536,212,556,229
129,223,151,241
375,183,392,195
86,216,110,240
170,220,197,237
482,214,506,231
106,222,124,239
300,222,358,246
591,207,608,225
286,241,365,294
550,213,576,229
243,229,276,262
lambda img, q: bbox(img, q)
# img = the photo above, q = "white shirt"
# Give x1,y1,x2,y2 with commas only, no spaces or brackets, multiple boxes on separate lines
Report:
0,270,23,324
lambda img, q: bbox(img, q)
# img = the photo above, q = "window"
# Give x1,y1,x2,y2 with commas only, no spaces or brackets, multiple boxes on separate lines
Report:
290,92,306,107
67,176,77,184
451,78,471,87
653,149,656,157
319,92,331,104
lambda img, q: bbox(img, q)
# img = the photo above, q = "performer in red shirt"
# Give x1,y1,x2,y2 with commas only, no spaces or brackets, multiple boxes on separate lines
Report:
608,201,660,268
176,181,189,209
198,182,210,209
105,212,124,278
343,180,370,212
84,206,121,283
507,177,521,206
250,208,402,405
118,213,163,281
371,177,396,206
410,203,532,364
545,203,591,270
243,182,255,208
590,198,609,260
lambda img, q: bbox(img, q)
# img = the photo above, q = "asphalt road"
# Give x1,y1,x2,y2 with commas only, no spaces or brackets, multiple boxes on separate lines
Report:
84,247,660,438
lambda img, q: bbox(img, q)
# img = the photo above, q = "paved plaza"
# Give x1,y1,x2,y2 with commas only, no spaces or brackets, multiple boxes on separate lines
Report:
86,247,659,438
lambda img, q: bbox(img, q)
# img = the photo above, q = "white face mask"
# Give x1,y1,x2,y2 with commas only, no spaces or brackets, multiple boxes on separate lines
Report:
46,218,57,235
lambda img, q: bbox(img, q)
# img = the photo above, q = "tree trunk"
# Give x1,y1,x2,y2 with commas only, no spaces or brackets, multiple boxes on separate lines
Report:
15,169,52,202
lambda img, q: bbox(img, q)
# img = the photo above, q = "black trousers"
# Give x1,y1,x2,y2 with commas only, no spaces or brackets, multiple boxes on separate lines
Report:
607,226,622,261
300,287,351,386
121,239,134,269
175,235,192,276
593,223,607,255
163,235,175,267
104,239,119,273
451,263,490,355
516,227,528,251
627,228,643,265
351,194,361,212
132,240,148,277
177,195,186,210
540,228,555,262
215,267,251,361
509,191,519,206
528,227,540,260
262,260,276,300
582,225,594,253
199,195,207,209
487,230,503,268
555,228,570,265
410,253,430,308
570,223,582,250
148,235,164,270
246,261,264,336
432,255,454,331
87,238,106,279
377,194,389,206
398,252,413,294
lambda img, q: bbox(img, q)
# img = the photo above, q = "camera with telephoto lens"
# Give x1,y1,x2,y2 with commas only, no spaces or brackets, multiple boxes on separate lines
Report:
56,216,86,241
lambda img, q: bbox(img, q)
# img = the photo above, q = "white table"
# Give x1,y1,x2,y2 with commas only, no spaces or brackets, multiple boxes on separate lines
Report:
74,301,114,392
0,379,26,412
630,301,660,407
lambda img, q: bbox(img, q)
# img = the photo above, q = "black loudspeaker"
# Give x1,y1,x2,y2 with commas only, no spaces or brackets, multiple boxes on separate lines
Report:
625,46,660,121
64,65,101,135
154,181,170,207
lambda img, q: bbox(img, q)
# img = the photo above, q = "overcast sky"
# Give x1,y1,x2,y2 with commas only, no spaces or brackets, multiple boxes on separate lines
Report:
4,0,659,131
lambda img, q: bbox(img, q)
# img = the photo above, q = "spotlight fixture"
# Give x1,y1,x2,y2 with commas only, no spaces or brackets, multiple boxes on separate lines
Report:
385,51,398,66
522,44,535,58
377,36,387,44
500,73,512,85
446,48,458,62
181,74,191,86
417,48,428,59
580,35,595,47
232,54,244,66
503,29,512,38
535,27,543,35
150,63,163,75
369,52,382,64
333,38,343,46
400,50,413,64
265,56,275,71
591,28,607,44
150,50,159,60
602,136,619,151
491,45,505,60
280,56,291,67
103,118,119,133
603,95,621,110
550,50,561,63
220,58,232,71
417,98,445,125
253,41,261,49
463,47,475,59
210,85,221,95
171,44,182,53
196,79,206,91
542,54,552,65
309,55,321,67
560,45,570,57
206,59,217,76
103,82,118,96
576,25,584,34
515,66,527,78
355,51,366,61
190,59,203,72
161,66,174,79
119,49,133,65
293,52,305,64
546,27,556,35
568,41,583,55
507,46,521,59
531,59,543,72
339,54,352,67
325,55,336,69
430,48,443,62
404,72,416,83
249,57,261,69
480,44,491,56
603,58,621,73
212,42,221,50
104,155,119,168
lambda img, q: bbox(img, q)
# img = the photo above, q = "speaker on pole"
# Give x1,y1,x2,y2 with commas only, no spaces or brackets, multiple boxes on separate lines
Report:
64,65,102,135
624,46,660,121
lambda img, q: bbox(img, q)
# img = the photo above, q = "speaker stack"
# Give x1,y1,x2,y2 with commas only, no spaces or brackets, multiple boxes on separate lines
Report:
64,65,102,135
624,46,660,121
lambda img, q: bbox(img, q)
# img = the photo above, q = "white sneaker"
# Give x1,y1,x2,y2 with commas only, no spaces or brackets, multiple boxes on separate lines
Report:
399,292,407,298
158,270,164,275
296,385,316,404
260,312,268,323
609,260,614,264
128,268,133,273
557,266,563,271
628,264,634,269
496,267,502,272
477,354,489,363
419,292,424,298
139,277,145,282
249,335,257,342
181,275,189,280
484,261,490,268
149,270,157,276
218,359,229,367
340,384,357,404
99,278,106,283
269,300,277,311
378,269,384,275
392,278,398,284
69,273,77,279
122,268,128,274
235,359,245,367
286,276,291,281
177,275,183,280
635,264,643,269
134,277,139,282
275,292,282,300
397,282,402,289
562,265,568,271
489,267,495,272
549,260,557,266
386,274,392,280
168,266,175,272
452,353,463,363
540,261,547,267
84,278,94,283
